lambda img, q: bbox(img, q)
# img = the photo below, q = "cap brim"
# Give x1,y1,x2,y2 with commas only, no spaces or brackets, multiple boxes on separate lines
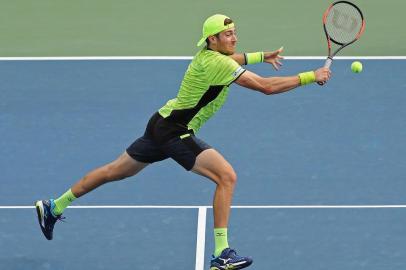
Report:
197,37,206,47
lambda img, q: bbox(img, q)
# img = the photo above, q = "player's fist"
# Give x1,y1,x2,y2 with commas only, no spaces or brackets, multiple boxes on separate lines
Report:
315,67,331,84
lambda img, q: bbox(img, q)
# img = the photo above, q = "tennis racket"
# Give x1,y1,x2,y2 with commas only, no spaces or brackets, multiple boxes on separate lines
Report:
318,1,366,85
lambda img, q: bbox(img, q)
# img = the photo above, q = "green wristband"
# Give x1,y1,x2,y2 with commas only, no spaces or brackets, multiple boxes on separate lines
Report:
298,71,316,85
245,52,264,64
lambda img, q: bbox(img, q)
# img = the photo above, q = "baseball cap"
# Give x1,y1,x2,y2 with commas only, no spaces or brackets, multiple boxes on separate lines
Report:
197,14,235,47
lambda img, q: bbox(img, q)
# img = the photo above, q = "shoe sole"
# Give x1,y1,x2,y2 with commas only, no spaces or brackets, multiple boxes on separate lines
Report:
35,201,52,240
210,266,240,270
210,267,241,270
211,261,252,270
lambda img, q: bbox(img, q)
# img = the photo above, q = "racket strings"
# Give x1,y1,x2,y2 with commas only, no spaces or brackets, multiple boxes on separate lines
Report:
325,3,363,44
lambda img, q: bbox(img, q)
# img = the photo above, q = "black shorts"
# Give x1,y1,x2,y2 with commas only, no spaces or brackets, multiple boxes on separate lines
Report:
126,112,212,170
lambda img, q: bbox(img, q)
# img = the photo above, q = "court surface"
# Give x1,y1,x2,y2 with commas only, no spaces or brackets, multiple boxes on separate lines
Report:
1,58,406,270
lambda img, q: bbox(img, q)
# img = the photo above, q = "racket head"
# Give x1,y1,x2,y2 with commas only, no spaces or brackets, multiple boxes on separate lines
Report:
322,1,365,55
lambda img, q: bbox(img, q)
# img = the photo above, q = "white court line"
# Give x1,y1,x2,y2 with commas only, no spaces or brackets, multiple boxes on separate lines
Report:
1,205,406,209
4,204,404,270
195,207,207,270
0,56,405,61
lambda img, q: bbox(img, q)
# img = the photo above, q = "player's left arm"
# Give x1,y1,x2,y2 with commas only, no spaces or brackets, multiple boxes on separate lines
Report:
228,53,246,65
229,47,284,70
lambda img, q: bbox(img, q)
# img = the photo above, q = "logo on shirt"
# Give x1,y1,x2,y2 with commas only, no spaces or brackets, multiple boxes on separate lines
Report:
232,67,244,78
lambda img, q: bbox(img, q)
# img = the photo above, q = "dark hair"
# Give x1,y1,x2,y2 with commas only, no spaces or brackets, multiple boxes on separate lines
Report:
206,33,220,46
205,18,233,46
224,18,233,25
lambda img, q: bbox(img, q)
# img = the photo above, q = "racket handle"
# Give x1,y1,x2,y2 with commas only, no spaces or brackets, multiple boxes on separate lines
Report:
324,57,333,68
317,57,333,86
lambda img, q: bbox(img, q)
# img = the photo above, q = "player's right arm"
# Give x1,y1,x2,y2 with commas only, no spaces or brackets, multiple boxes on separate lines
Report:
235,68,331,95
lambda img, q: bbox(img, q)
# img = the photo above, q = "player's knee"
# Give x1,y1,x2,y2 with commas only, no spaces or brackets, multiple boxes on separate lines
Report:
218,169,237,188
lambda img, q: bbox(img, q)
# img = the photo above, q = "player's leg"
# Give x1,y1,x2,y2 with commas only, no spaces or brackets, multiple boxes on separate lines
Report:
192,148,236,229
71,151,148,198
55,151,148,215
35,152,148,240
191,148,253,270
162,136,234,232
164,135,252,270
35,132,167,240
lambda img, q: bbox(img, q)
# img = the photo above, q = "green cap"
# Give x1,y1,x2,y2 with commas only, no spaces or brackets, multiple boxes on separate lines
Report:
197,14,235,47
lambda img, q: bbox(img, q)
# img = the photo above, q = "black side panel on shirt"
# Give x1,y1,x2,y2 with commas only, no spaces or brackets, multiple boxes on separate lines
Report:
165,85,225,126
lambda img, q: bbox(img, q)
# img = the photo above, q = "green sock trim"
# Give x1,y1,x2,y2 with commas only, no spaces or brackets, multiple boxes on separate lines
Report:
214,228,229,257
53,189,76,215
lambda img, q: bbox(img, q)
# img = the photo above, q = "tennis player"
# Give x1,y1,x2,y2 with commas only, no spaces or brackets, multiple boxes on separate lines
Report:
35,14,331,270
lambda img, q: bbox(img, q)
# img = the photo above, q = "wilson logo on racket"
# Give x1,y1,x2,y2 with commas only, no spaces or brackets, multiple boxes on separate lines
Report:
319,0,366,85
331,10,358,33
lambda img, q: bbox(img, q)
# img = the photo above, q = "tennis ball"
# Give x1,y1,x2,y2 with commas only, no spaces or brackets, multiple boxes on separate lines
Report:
351,61,363,73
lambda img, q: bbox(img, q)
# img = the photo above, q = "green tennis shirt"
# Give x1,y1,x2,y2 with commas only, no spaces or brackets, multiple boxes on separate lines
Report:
158,48,246,133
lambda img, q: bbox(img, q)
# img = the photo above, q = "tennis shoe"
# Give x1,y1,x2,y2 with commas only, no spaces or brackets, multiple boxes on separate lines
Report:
35,199,65,240
210,248,253,270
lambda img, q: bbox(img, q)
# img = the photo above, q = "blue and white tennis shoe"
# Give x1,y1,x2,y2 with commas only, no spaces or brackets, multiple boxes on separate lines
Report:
210,248,253,270
35,199,65,240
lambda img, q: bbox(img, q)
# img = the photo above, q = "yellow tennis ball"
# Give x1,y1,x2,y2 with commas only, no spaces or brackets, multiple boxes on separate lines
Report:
351,61,363,73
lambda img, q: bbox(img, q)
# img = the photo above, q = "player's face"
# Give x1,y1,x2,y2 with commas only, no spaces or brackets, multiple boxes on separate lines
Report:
215,28,237,55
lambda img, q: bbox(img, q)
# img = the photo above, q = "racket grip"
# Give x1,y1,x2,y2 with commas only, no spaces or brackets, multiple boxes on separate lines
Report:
324,57,333,68
317,57,333,86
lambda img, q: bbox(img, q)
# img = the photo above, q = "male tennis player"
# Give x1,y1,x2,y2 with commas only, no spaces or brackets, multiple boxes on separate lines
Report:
35,14,330,270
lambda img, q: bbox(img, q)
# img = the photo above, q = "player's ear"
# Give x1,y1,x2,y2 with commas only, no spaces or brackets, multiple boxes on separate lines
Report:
207,35,218,44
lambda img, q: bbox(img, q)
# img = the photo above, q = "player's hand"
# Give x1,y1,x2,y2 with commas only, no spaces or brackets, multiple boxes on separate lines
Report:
264,47,284,70
314,67,331,84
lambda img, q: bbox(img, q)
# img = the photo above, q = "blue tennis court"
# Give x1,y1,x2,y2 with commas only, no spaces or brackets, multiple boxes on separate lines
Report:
1,58,406,270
